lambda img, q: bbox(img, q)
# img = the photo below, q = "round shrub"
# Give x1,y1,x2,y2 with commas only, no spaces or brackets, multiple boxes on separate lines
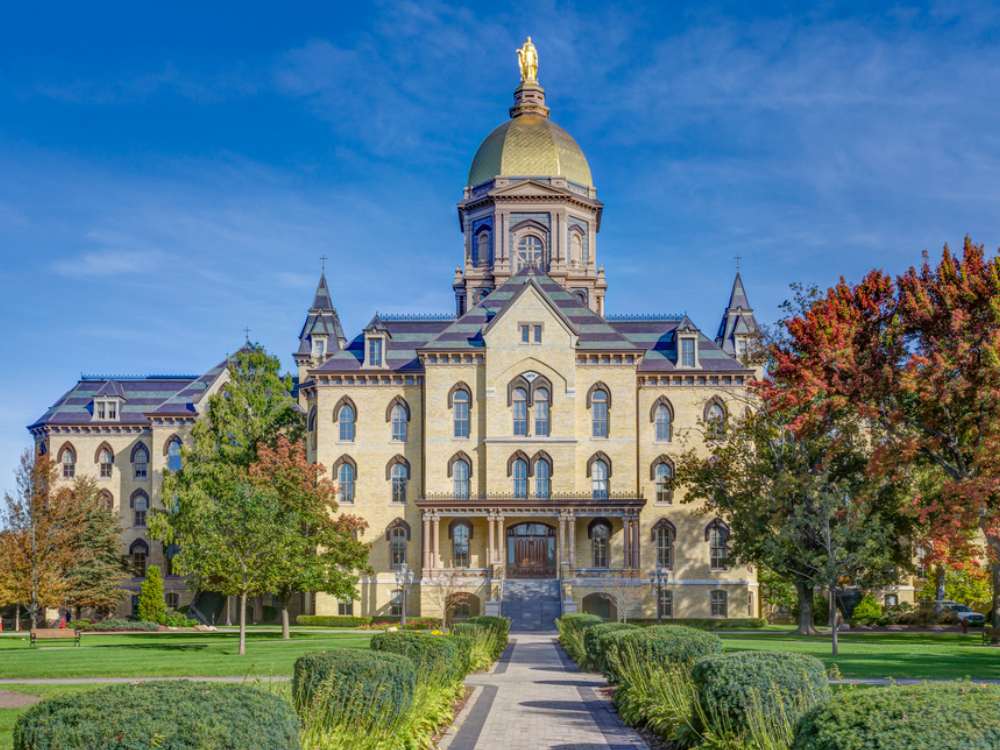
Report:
14,681,299,750
583,622,640,673
692,651,830,738
632,625,723,665
792,682,1000,750
370,631,465,685
292,649,415,735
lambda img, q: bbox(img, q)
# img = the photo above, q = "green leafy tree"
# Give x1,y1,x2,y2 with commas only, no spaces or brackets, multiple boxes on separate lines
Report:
917,563,993,613
63,477,127,618
152,345,306,655
137,564,167,624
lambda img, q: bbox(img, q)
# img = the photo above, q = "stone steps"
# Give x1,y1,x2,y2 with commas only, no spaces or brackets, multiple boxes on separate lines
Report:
501,579,561,632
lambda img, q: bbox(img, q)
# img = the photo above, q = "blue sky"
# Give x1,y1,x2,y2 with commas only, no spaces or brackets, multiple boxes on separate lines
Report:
2,1,999,492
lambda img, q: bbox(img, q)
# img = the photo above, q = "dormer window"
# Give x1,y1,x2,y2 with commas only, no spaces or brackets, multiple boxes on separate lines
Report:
679,336,698,368
367,337,384,368
735,336,748,363
311,336,327,358
94,398,119,421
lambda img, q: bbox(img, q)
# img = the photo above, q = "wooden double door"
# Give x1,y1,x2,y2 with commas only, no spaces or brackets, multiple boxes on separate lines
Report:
506,523,556,578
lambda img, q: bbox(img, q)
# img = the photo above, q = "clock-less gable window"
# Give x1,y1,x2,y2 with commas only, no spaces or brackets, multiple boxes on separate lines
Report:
680,337,697,368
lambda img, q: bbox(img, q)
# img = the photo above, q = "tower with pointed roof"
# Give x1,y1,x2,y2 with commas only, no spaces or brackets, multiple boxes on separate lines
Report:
715,272,759,364
294,271,347,382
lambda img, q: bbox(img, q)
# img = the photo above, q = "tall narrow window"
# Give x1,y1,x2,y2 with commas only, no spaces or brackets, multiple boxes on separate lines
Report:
130,540,148,578
98,448,113,478
655,523,675,569
709,524,729,570
391,463,408,503
512,458,528,498
534,458,551,500
655,462,674,504
452,523,470,568
338,463,355,503
132,492,149,528
680,338,696,367
658,590,673,619
368,338,383,367
167,439,182,472
520,324,530,343
133,445,149,480
706,402,727,439
391,403,407,442
390,588,404,616
512,387,528,436
338,404,356,442
655,403,672,442
591,459,609,500
390,528,407,570
591,523,610,568
453,389,470,438
591,389,609,438
453,459,470,500
711,590,728,617
476,230,490,266
534,387,550,436
61,447,76,478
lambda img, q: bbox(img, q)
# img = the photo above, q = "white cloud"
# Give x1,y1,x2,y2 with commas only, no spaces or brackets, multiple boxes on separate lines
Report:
52,249,166,277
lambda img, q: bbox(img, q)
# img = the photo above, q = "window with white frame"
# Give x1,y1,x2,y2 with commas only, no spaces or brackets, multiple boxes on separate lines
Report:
390,588,404,616
591,388,609,438
132,492,149,528
709,523,729,570
390,463,408,503
452,523,471,568
591,459,609,500
389,530,407,570
591,522,610,568
658,589,673,618
534,457,551,500
680,337,697,368
337,462,355,503
534,387,550,436
452,388,470,438
655,402,672,442
390,403,407,442
512,458,528,498
98,447,113,478
452,458,470,500
367,337,383,367
133,445,149,479
655,522,675,569
515,234,544,270
512,387,528,436
61,447,76,478
655,462,674,504
166,439,182,472
94,399,119,421
710,590,728,617
337,403,356,442
311,336,327,358
338,599,354,616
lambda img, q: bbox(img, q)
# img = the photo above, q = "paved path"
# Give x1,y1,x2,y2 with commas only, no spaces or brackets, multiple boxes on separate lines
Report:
440,633,647,750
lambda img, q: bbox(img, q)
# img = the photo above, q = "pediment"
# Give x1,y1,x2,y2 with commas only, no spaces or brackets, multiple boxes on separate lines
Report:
489,179,574,199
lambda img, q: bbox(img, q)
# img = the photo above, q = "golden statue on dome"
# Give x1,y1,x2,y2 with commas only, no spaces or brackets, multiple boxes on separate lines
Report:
517,36,539,84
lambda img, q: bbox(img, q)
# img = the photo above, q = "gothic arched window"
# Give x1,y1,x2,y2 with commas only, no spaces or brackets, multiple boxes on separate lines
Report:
476,230,490,266
705,399,727,440
534,456,551,499
389,527,407,570
337,403,356,442
512,458,529,498
653,520,675,570
654,461,674,504
450,385,471,438
132,444,149,480
534,387,550,437
60,444,76,478
131,490,149,528
130,539,148,577
590,387,609,438
590,521,610,568
707,520,730,570
390,403,407,442
591,459,609,500
390,462,408,504
451,521,471,568
98,446,114,478
654,402,673,442
515,234,544,270
337,462,356,504
512,387,528,436
166,438,182,472
452,458,470,500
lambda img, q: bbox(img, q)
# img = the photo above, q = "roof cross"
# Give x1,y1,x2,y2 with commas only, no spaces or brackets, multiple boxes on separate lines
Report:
734,255,742,272
243,327,251,343
320,255,328,273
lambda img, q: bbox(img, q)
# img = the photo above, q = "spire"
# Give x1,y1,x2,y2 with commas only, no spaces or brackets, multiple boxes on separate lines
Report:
312,272,334,310
510,36,549,118
716,271,759,357
726,272,751,311
295,269,347,366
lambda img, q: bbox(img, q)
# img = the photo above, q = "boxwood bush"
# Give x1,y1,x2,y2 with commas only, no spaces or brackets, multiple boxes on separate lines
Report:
556,613,603,664
692,652,830,738
633,625,722,665
467,616,511,659
76,619,159,632
583,622,640,673
13,681,299,750
292,649,415,736
792,682,1000,750
295,615,372,628
370,631,465,686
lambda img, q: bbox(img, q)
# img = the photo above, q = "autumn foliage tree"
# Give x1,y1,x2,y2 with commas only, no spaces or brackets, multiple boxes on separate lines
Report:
767,238,1000,628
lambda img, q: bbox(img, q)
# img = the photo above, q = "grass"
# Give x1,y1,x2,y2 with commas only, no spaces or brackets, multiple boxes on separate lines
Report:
719,631,1000,680
0,630,370,680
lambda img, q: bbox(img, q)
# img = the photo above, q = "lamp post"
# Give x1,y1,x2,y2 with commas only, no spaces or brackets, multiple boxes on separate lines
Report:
654,564,669,623
395,562,412,628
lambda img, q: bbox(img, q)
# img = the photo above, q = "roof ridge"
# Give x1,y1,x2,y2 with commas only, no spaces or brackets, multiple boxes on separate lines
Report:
81,374,198,381
605,313,685,321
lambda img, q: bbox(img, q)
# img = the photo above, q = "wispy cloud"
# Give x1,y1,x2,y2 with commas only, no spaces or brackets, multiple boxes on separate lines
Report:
52,248,166,277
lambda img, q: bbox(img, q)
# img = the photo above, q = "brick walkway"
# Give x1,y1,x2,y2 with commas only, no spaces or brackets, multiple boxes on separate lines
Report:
440,633,647,750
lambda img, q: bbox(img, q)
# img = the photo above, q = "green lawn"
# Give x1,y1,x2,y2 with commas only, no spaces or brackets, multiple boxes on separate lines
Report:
0,630,370,679
720,631,1000,680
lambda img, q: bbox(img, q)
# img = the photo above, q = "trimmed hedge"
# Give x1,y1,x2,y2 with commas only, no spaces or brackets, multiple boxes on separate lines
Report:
296,615,372,628
583,622,640,673
76,619,159,632
792,683,1000,750
692,652,830,737
13,681,299,750
559,613,604,631
556,613,604,664
624,617,768,630
370,631,465,686
631,624,722,665
292,649,416,736
467,616,511,660
371,616,443,630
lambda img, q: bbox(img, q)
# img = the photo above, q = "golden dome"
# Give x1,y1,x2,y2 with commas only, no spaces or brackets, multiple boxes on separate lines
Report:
467,113,593,188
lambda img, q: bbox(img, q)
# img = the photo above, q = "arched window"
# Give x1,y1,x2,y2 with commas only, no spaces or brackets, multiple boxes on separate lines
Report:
389,527,407,570
476,230,490,266
534,387,550,437
337,462,356,504
59,445,76,478
451,387,471,438
570,232,583,265
130,490,149,528
307,406,317,450
590,387,609,438
534,456,551,500
130,539,149,577
654,402,673,442
390,461,409,504
132,444,149,480
97,490,114,513
515,234,544,270
512,387,528,436
390,403,408,442
590,521,610,568
705,399,727,439
653,520,675,570
390,588,404,616
654,461,674,504
452,458,471,500
166,438,182,472
98,446,114,478
591,459,609,500
451,521,471,568
512,458,528,498
337,402,356,442
707,520,730,570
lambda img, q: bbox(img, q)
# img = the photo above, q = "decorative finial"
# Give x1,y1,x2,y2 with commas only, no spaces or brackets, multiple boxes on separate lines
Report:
320,255,328,274
734,255,742,272
516,36,539,84
243,326,251,343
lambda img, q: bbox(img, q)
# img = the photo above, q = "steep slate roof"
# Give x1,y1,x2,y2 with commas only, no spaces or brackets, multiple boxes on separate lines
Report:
422,268,639,352
314,316,454,373
149,357,229,417
609,314,750,372
715,272,760,355
29,375,199,428
296,273,347,357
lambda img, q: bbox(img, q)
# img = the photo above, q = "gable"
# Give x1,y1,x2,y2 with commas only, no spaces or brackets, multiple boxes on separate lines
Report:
483,281,578,349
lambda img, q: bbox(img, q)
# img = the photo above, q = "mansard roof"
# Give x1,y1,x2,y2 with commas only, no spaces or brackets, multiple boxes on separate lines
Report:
314,316,454,373
609,316,750,373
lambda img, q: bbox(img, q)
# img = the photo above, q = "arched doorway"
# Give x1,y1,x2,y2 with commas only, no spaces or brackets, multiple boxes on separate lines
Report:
506,523,556,578
582,593,617,622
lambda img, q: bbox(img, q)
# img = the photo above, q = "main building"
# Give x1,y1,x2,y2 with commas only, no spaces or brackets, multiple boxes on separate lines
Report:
30,40,764,627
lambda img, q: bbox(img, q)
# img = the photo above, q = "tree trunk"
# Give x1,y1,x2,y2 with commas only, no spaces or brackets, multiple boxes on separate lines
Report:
934,566,946,616
794,580,817,635
224,596,232,627
829,587,839,657
238,593,247,656
281,604,290,640
14,604,20,632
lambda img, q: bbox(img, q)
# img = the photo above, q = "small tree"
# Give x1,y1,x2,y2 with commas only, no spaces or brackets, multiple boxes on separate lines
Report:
137,565,167,624
64,478,127,618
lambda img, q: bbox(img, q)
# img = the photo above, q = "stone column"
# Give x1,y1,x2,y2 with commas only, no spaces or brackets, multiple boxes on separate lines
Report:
430,513,440,571
558,513,567,571
623,517,631,571
568,513,576,570
632,514,641,570
495,515,505,567
487,512,496,567
422,512,431,572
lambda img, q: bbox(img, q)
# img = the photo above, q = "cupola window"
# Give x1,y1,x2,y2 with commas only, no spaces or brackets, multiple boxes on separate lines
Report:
515,235,544,270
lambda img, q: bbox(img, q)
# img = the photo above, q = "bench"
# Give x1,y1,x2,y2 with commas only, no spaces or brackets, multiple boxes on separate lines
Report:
29,628,81,647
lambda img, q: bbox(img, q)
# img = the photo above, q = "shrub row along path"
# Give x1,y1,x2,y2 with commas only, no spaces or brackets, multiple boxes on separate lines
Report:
440,634,648,750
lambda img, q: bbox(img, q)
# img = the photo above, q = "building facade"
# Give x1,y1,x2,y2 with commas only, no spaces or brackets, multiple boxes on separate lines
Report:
31,41,766,625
